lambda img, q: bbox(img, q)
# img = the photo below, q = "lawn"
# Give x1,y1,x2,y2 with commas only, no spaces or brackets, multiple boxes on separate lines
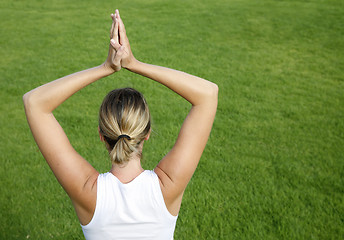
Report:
1,0,343,239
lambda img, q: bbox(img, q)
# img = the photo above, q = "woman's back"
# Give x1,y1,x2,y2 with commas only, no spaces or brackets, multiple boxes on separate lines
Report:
82,170,177,240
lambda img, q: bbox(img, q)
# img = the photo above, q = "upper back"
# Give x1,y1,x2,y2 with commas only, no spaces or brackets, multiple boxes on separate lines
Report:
81,170,177,240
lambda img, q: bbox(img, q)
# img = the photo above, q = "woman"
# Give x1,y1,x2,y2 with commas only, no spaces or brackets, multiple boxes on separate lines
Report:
24,10,218,239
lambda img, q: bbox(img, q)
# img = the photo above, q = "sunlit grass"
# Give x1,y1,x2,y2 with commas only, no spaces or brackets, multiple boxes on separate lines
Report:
1,0,343,239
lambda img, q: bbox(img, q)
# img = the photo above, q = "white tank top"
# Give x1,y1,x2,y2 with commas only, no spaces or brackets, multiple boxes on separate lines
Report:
81,170,178,240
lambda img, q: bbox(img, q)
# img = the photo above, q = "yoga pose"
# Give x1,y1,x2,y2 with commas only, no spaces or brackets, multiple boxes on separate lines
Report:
23,10,218,239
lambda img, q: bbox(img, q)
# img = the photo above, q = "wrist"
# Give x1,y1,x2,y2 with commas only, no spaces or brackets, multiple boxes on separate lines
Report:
101,62,116,75
125,58,141,72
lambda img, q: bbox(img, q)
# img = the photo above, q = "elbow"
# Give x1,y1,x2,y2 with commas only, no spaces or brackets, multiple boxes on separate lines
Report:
209,82,218,104
23,90,37,113
23,89,51,115
23,91,33,109
23,92,29,108
198,82,218,109
212,83,219,97
23,92,32,117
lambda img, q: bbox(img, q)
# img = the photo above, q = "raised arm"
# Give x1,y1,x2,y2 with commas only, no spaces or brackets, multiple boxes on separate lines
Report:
23,13,123,224
113,11,218,215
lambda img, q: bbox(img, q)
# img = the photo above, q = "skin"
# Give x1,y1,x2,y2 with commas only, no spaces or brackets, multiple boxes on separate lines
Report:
23,9,218,226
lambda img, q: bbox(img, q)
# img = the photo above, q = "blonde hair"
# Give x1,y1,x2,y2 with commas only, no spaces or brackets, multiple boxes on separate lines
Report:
98,88,151,164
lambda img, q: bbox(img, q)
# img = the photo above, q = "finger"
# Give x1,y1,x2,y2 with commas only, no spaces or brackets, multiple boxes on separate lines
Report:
117,10,128,45
117,10,126,34
113,14,119,43
110,39,121,51
113,47,124,71
114,47,123,64
110,14,115,39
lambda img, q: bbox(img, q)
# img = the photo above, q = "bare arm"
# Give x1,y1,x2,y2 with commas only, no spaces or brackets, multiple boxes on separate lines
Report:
23,65,113,193
131,62,218,215
23,13,123,224
114,11,218,215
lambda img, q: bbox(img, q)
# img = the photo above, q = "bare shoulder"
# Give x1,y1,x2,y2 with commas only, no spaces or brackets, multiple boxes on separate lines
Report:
74,171,99,225
154,166,183,216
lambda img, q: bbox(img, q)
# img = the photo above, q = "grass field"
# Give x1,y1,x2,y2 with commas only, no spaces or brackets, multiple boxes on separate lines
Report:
1,0,343,239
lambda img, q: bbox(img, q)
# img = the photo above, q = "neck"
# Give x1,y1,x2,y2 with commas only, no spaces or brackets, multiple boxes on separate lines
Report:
110,155,144,184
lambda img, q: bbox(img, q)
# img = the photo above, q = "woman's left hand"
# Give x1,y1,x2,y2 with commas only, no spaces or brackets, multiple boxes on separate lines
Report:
104,10,124,72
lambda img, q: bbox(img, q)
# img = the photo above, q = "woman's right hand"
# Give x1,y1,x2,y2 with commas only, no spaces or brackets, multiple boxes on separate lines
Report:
109,10,137,70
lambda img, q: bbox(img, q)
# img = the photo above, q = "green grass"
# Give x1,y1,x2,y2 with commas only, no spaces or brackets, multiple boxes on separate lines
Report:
1,0,343,239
